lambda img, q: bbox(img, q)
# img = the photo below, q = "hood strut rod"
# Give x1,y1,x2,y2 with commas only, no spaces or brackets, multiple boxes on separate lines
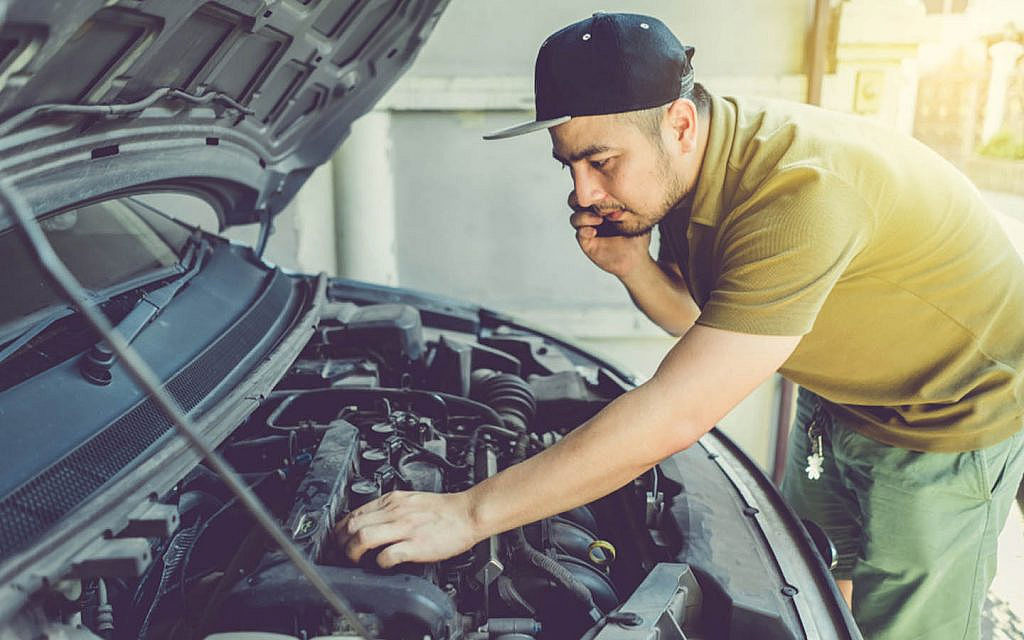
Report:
255,208,272,258
0,178,374,640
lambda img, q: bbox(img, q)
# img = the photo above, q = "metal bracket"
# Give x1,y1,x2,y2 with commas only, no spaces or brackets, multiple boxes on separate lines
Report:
644,490,664,528
255,208,272,258
472,446,504,589
118,502,179,539
589,563,702,640
70,538,152,579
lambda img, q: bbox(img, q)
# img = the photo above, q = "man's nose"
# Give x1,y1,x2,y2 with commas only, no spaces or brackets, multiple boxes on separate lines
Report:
573,169,606,209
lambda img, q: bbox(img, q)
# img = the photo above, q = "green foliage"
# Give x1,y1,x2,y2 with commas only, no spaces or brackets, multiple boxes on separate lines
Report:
978,131,1024,160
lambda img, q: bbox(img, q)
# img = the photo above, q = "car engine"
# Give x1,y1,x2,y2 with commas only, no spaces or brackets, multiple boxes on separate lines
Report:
66,300,699,640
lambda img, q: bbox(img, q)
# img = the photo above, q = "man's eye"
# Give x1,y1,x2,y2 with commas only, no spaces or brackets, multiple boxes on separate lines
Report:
590,158,610,170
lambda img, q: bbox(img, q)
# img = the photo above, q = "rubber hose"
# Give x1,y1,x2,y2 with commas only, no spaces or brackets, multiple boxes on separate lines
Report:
470,370,537,433
497,575,537,616
508,528,600,620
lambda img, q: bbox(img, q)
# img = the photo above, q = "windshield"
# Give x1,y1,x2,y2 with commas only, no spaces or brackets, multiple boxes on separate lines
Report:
1,197,194,330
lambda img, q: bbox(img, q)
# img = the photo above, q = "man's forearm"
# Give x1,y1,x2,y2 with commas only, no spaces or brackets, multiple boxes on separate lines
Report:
462,324,800,542
335,326,800,568
464,379,700,539
620,258,700,336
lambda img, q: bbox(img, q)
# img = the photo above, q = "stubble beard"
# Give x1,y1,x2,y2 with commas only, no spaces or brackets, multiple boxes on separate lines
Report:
613,167,692,238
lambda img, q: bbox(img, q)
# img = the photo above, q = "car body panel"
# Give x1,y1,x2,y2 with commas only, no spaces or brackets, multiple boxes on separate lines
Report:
0,0,449,230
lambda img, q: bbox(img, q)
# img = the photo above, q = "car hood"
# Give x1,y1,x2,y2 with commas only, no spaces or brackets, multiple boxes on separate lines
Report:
0,0,447,231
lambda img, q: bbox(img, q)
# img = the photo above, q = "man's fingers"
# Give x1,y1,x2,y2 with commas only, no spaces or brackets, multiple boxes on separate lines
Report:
342,490,407,522
334,492,416,551
376,541,414,569
343,520,411,563
567,190,580,210
570,210,603,229
576,226,598,242
333,490,478,568
334,508,395,546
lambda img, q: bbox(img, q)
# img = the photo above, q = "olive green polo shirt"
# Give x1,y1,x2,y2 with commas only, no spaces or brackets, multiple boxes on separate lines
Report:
657,94,1024,452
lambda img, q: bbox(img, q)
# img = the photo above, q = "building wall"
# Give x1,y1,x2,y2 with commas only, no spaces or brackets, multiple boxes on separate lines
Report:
406,0,810,78
347,0,812,317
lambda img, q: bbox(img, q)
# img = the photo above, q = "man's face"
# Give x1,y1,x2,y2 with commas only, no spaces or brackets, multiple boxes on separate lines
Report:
550,110,694,237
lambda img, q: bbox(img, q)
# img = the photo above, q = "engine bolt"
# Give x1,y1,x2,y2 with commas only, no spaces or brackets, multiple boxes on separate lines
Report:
608,611,643,626
781,585,799,597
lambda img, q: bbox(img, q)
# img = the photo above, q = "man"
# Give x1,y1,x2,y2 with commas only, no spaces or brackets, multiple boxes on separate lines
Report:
336,12,1024,639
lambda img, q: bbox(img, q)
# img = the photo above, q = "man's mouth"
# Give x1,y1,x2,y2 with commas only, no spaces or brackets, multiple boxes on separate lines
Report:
600,208,626,221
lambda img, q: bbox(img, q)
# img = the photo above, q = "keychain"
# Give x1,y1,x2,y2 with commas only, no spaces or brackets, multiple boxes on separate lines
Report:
805,403,826,480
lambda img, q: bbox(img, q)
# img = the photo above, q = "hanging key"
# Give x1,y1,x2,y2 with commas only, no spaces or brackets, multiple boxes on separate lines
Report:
805,435,824,480
805,404,826,481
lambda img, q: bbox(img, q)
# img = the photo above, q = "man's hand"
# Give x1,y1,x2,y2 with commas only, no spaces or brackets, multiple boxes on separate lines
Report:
333,328,800,570
568,191,653,278
567,191,699,335
334,490,481,568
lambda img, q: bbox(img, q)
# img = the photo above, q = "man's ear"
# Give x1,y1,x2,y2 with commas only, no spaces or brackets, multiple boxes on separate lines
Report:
664,98,699,153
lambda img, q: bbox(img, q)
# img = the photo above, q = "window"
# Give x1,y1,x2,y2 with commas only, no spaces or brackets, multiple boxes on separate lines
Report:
0,195,200,329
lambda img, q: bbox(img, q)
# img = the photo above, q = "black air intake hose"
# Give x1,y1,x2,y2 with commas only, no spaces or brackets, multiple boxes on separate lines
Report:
470,369,537,433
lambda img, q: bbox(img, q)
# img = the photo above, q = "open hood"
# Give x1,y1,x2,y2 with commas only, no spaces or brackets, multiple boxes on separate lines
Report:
0,0,447,231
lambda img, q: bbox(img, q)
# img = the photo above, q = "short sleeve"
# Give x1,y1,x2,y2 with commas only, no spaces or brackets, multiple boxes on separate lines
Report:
695,169,871,336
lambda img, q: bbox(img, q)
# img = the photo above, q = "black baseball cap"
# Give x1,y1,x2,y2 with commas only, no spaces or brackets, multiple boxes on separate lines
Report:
483,12,695,140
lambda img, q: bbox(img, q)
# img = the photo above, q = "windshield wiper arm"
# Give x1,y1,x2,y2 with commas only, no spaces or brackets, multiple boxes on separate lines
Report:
0,231,207,370
80,234,209,385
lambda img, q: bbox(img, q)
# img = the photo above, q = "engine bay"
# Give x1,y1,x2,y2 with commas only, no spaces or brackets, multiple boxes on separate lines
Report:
57,300,701,640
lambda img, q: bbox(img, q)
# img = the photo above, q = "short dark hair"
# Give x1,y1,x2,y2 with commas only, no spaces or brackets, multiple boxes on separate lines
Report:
618,82,711,139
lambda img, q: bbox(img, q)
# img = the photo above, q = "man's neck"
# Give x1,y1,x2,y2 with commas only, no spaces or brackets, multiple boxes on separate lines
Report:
694,112,711,177
668,112,711,218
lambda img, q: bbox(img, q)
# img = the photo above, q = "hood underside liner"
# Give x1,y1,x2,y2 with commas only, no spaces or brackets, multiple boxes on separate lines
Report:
0,0,448,229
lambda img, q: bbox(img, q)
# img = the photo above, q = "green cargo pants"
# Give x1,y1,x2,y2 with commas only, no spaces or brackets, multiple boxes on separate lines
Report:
781,387,1024,640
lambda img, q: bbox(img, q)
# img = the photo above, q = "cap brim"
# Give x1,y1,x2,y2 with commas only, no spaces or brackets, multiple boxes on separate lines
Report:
482,115,571,140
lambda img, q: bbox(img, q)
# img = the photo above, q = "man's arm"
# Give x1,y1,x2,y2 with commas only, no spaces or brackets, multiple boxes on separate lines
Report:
621,256,700,336
335,324,800,567
570,206,699,336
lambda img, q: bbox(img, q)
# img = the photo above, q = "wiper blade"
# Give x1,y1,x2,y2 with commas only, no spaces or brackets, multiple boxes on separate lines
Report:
0,306,77,363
